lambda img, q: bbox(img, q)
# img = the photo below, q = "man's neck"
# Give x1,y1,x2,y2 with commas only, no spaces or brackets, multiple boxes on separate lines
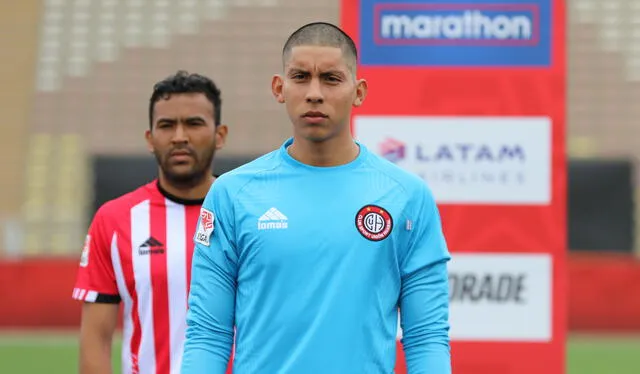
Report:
288,134,360,167
157,173,215,201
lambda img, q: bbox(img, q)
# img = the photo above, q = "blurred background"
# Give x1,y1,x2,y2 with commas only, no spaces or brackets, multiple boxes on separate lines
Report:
0,0,639,373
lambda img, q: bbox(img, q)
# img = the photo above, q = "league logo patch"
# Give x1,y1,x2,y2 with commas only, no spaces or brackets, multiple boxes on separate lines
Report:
79,234,90,267
195,208,215,246
355,205,393,241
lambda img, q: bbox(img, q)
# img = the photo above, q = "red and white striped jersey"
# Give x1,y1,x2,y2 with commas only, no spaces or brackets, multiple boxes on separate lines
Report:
73,180,214,374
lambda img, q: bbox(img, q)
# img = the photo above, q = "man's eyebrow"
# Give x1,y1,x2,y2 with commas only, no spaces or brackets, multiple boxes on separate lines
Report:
287,68,347,76
287,67,308,74
185,116,206,122
155,116,206,123
320,70,347,77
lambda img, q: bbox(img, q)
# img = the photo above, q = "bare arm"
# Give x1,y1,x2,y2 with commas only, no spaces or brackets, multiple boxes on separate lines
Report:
79,302,119,374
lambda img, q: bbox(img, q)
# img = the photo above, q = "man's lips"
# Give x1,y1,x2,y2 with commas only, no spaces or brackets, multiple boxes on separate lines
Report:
303,111,328,118
302,111,328,124
169,150,194,161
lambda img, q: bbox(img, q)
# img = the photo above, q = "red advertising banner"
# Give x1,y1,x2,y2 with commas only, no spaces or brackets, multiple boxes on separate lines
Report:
342,1,566,373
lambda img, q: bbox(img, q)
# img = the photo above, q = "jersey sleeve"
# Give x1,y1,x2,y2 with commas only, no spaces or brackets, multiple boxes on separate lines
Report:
399,183,452,374
181,180,238,374
72,206,121,304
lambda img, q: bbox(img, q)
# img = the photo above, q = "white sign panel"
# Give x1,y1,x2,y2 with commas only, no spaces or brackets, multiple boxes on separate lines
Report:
354,116,552,205
396,253,552,342
448,253,552,341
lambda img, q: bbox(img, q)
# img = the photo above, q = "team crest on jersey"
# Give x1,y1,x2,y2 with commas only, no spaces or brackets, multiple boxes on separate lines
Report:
79,234,91,267
195,208,215,246
355,205,393,241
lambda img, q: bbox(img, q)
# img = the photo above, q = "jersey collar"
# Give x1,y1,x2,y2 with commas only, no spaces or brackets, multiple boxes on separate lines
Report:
155,179,213,206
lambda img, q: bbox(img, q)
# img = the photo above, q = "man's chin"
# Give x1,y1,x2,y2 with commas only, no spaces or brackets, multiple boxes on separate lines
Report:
294,126,327,141
302,131,335,143
162,167,206,186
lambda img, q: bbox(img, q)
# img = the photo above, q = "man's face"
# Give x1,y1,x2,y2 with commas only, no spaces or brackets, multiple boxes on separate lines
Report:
272,45,367,143
145,93,227,187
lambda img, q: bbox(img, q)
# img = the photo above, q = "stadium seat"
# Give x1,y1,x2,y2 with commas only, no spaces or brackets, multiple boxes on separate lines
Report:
22,134,53,255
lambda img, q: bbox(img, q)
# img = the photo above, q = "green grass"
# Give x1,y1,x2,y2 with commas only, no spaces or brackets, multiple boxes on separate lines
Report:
567,335,640,374
0,332,638,373
0,331,121,374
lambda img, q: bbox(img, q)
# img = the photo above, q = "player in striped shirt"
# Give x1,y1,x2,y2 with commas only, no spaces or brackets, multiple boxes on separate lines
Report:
72,70,230,374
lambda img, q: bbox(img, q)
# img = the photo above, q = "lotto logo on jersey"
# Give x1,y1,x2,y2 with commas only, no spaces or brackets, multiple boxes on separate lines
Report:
195,208,215,246
359,0,551,67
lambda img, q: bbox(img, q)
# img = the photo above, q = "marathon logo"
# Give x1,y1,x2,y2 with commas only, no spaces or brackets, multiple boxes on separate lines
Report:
358,0,551,67
375,4,539,45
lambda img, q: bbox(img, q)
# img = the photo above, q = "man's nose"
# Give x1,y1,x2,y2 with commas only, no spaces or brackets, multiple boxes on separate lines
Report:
171,124,188,143
305,78,323,103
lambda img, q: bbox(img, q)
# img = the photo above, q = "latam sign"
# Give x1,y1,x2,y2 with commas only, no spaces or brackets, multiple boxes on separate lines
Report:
359,0,552,67
354,116,552,205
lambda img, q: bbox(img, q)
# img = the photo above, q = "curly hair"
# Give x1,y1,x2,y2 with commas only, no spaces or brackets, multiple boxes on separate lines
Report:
148,70,222,128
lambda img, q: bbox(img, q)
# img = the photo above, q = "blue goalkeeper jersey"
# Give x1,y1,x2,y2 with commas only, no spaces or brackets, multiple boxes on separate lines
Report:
181,137,451,374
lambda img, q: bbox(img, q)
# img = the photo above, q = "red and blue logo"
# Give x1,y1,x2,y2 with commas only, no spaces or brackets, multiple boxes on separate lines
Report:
359,0,551,67
379,138,406,163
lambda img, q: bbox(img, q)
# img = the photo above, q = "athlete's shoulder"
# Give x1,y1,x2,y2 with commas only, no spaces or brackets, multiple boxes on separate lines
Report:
214,149,283,189
363,146,430,196
94,181,157,220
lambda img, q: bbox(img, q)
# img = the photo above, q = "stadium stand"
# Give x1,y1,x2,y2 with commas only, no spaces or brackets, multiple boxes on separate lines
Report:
19,0,340,255
568,0,640,159
568,0,640,251
0,1,42,256
0,0,638,256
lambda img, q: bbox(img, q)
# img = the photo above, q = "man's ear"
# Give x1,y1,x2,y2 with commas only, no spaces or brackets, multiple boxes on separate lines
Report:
272,74,285,104
214,124,229,150
144,129,154,153
353,79,368,107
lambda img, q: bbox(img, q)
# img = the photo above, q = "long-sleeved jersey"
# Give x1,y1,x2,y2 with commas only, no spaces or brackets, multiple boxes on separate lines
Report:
181,137,451,374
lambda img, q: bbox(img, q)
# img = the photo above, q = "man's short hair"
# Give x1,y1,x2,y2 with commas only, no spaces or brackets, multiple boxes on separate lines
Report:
282,22,358,74
149,70,222,128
